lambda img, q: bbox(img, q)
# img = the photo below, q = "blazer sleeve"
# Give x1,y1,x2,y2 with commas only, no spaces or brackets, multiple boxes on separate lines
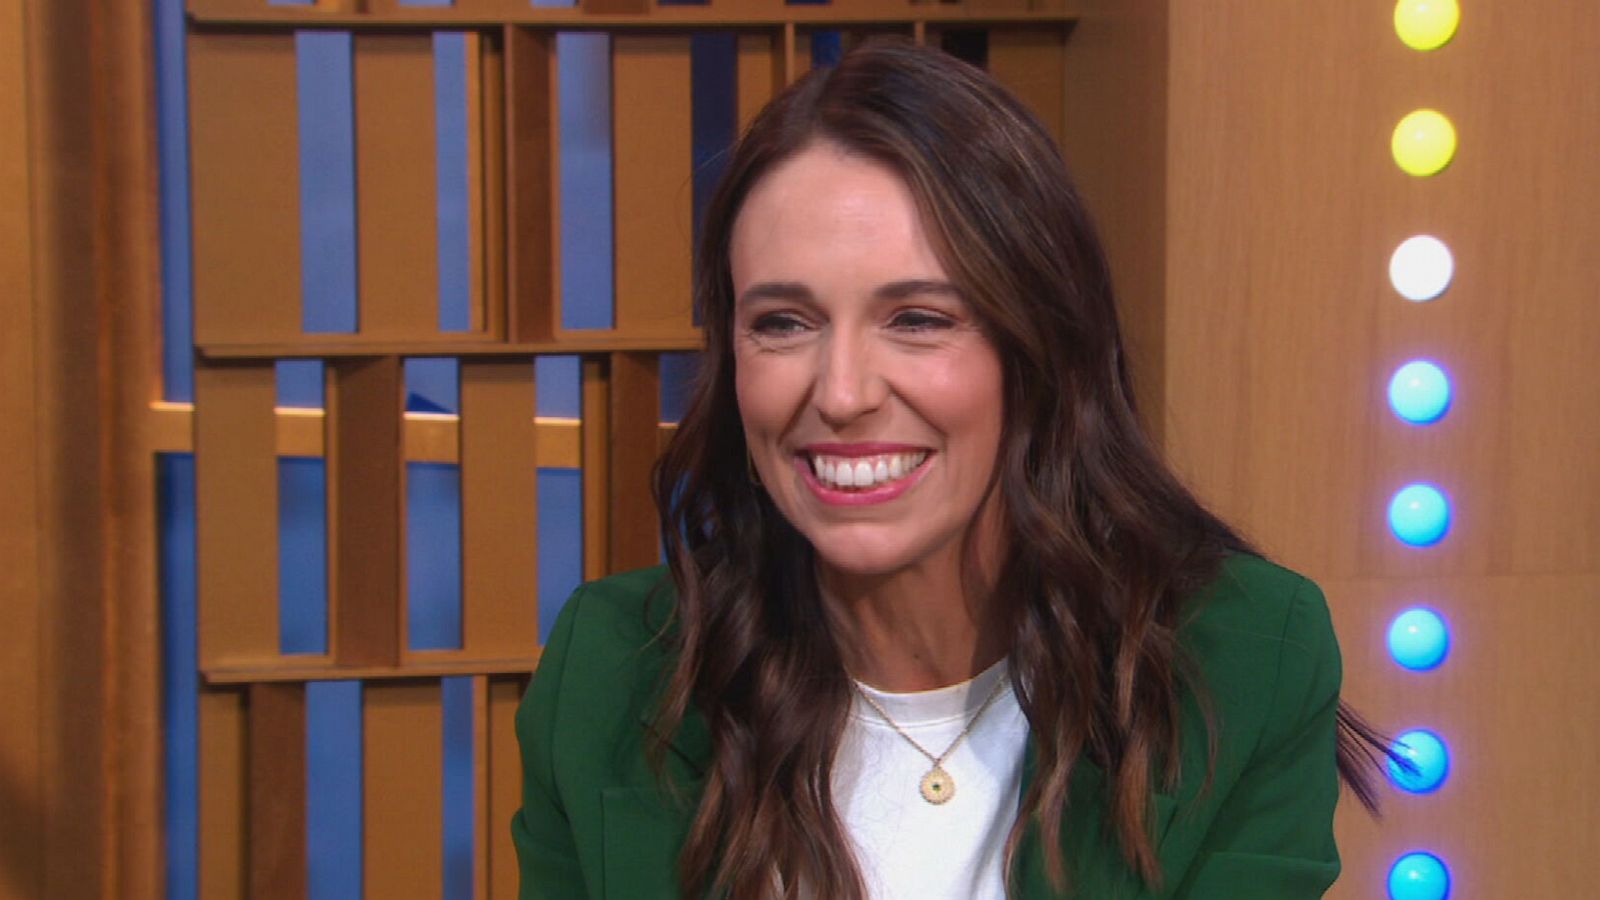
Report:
511,587,592,900
1173,577,1343,899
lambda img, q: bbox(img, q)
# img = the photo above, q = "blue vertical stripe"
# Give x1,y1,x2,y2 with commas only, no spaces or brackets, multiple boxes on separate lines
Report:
557,33,615,330
278,458,330,655
405,357,460,415
659,352,700,425
276,359,325,409
158,454,198,900
306,680,363,900
433,33,473,333
535,355,581,419
810,31,844,67
407,463,464,651
536,469,584,641
155,0,195,403
296,31,361,334
690,33,737,268
441,677,475,899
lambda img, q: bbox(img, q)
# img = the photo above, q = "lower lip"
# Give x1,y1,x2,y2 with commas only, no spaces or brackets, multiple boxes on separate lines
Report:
793,454,933,506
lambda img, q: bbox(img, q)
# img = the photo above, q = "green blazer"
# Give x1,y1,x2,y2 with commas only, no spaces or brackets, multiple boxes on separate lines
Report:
512,555,1343,898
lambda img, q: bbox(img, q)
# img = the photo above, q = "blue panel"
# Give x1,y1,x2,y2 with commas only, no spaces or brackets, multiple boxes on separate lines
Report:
158,454,198,900
537,469,584,642
530,0,577,9
155,0,195,403
279,458,329,655
276,359,325,409
434,33,473,332
402,0,454,6
297,31,361,333
811,31,843,67
441,676,475,899
535,355,581,419
659,352,700,425
557,33,615,330
405,357,460,415
307,681,363,900
690,33,737,263
408,463,464,651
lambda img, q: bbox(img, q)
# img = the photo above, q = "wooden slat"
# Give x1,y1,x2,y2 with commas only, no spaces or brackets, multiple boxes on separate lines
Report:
986,27,1068,150
248,683,308,899
353,33,441,340
459,360,541,658
580,356,610,580
487,676,526,900
188,1,1082,26
782,22,804,85
473,677,490,900
187,31,301,345
464,32,487,335
610,34,695,339
364,681,445,899
608,352,661,572
479,31,508,340
204,654,539,686
327,356,405,667
736,30,781,131
196,363,281,666
505,27,558,342
199,688,248,899
198,332,706,359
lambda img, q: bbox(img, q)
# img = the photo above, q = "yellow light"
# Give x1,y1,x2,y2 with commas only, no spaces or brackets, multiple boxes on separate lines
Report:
1394,0,1460,52
1392,109,1457,177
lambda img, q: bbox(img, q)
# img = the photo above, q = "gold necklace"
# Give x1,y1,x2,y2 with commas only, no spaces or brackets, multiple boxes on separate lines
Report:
854,673,1009,805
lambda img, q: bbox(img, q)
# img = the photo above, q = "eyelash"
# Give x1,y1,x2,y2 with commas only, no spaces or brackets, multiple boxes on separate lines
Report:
748,310,956,336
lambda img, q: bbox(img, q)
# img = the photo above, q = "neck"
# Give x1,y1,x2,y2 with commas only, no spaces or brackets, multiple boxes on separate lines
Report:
822,558,1008,693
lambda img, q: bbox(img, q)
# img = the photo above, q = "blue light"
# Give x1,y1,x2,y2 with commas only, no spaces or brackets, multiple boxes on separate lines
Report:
1388,360,1452,424
1389,483,1451,546
1388,607,1450,670
1389,851,1451,900
1388,729,1450,793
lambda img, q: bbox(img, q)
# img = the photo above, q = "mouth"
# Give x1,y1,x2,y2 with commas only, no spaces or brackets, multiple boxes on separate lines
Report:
801,449,931,492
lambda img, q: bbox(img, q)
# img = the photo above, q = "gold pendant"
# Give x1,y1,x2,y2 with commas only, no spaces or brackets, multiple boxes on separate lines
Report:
920,766,955,805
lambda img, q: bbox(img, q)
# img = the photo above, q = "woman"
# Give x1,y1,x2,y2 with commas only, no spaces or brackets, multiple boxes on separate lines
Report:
514,40,1385,899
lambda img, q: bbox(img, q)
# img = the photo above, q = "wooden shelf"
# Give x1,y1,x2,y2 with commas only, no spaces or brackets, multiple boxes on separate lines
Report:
199,333,706,359
203,652,541,685
187,1,1081,29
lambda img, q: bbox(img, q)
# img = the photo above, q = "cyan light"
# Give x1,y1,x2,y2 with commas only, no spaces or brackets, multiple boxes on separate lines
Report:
1388,360,1452,424
1389,851,1451,900
1388,607,1450,671
1388,729,1450,793
1389,483,1451,546
1389,234,1455,302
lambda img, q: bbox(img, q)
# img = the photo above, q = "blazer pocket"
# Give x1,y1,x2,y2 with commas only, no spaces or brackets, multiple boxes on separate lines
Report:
601,786,694,900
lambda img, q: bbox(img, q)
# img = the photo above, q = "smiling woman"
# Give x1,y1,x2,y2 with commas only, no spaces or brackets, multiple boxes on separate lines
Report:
513,39,1389,900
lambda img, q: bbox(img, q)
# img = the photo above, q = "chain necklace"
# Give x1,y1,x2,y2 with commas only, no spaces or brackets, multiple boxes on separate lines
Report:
853,672,1009,805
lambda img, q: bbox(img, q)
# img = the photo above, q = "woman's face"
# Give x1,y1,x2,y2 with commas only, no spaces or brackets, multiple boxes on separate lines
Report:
730,142,1005,580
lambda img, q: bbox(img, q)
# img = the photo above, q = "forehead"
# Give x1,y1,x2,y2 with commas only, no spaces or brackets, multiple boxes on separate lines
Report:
729,142,948,287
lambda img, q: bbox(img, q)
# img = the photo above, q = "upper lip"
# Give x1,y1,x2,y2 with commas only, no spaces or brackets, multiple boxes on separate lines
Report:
798,442,932,457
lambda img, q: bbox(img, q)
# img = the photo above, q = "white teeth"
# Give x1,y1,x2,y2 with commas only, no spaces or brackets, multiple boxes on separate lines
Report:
808,451,929,490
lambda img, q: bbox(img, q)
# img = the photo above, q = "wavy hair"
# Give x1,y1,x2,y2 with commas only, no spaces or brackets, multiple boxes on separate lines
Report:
650,39,1387,899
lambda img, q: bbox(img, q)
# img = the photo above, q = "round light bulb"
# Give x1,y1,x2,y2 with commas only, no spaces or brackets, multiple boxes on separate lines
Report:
1388,360,1452,425
1389,235,1454,302
1394,0,1460,51
1389,852,1451,900
1387,607,1450,671
1387,729,1450,793
1392,110,1457,177
1388,483,1451,547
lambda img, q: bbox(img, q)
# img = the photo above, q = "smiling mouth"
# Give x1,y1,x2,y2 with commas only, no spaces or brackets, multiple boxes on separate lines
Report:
803,450,930,491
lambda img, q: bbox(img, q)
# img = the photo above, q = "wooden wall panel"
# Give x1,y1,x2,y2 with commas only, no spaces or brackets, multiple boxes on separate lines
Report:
1164,1,1600,895
364,680,445,900
736,31,781,131
196,363,282,667
611,35,695,339
485,676,526,900
328,357,405,667
986,28,1067,149
354,34,442,341
580,356,610,581
608,352,662,572
459,360,540,659
199,688,248,899
188,31,302,346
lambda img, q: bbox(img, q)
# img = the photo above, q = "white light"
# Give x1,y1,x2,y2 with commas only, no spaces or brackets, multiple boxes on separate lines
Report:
1389,235,1454,302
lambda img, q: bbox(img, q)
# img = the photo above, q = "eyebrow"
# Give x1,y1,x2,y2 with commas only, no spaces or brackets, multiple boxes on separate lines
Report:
735,279,965,307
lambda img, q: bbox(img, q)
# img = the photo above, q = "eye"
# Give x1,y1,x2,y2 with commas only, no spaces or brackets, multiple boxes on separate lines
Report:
888,309,956,332
749,312,811,337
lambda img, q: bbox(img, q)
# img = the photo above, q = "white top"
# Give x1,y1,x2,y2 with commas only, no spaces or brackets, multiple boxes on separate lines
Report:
832,660,1029,900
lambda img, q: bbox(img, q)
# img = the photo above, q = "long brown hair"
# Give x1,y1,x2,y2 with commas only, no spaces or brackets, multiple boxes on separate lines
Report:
651,39,1388,899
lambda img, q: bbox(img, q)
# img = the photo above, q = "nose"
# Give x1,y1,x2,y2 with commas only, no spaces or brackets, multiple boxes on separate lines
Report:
812,327,888,427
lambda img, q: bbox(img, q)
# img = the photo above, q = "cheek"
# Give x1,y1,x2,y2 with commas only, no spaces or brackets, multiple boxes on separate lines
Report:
733,353,803,435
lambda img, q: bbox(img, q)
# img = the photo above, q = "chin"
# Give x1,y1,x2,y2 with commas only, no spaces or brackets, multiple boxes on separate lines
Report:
806,536,927,580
